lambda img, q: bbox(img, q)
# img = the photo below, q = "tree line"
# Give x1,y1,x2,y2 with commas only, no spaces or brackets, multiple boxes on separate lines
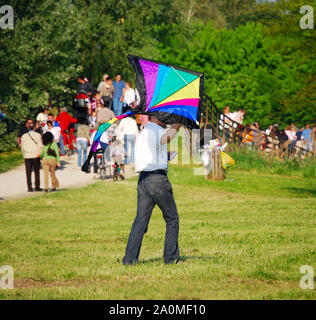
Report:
0,0,315,151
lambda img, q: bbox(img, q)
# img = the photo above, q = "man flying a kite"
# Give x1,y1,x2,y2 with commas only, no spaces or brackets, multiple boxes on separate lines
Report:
82,55,204,264
122,118,182,265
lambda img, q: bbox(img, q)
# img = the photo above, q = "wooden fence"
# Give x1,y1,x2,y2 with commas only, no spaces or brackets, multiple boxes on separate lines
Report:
201,94,315,161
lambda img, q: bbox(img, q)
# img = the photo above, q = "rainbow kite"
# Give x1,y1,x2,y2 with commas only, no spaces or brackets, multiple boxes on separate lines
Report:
81,55,204,173
128,54,204,129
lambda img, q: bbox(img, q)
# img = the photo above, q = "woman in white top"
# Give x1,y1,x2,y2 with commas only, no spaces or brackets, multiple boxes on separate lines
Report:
123,81,137,108
285,126,297,141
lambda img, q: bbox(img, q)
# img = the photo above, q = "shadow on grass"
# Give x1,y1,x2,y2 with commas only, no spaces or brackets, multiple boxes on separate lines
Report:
138,255,214,265
283,187,316,197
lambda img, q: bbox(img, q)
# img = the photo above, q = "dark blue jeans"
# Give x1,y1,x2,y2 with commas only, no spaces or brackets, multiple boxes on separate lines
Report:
123,172,180,265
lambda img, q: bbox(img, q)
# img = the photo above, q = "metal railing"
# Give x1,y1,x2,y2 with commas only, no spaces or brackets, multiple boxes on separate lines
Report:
201,94,315,160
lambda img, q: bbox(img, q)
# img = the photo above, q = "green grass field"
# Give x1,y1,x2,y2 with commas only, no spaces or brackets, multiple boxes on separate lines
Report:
0,165,315,300
0,149,23,173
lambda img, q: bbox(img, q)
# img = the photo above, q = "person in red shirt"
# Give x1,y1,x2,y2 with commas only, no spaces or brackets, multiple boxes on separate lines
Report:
56,107,78,151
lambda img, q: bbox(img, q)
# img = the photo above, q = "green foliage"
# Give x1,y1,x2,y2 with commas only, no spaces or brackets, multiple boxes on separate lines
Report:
0,0,315,137
160,21,308,127
260,0,316,125
76,0,177,84
0,0,84,148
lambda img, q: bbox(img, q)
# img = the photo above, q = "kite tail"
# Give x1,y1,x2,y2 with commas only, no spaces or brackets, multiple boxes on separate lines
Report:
81,110,134,173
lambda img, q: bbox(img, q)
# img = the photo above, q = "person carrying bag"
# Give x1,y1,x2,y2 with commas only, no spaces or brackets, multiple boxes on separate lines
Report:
40,132,60,193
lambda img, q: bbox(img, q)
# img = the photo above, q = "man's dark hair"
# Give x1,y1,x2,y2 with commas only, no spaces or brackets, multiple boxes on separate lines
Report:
48,113,54,117
42,132,54,146
115,73,121,77
104,100,110,108
47,120,53,126
93,90,100,96
78,75,85,80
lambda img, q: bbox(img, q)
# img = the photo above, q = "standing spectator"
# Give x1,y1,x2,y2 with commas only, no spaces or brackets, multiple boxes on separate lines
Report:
302,124,313,151
116,116,139,165
97,74,109,97
40,132,60,193
45,113,65,156
122,81,136,113
290,123,298,132
231,109,246,125
241,124,253,148
76,120,90,168
56,107,78,151
18,118,34,147
77,75,94,97
21,122,43,192
285,126,297,141
36,107,49,128
97,74,115,103
219,106,232,130
296,126,304,141
89,91,103,117
265,125,273,136
219,106,233,140
46,120,60,143
294,126,305,150
112,73,126,116
96,99,115,127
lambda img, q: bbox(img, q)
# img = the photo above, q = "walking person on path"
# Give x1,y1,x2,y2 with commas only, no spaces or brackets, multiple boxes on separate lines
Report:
21,122,43,192
76,120,90,168
112,73,126,116
122,116,182,265
40,132,60,193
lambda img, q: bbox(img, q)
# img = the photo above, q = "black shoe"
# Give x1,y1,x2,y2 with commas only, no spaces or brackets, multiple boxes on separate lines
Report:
27,188,33,192
52,188,56,192
34,188,43,192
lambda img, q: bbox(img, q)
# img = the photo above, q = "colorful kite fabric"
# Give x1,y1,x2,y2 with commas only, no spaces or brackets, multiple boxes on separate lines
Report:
81,111,132,173
81,55,204,173
128,54,204,129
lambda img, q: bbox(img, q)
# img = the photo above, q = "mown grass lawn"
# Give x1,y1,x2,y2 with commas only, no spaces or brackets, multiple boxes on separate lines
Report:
0,165,315,300
0,148,23,173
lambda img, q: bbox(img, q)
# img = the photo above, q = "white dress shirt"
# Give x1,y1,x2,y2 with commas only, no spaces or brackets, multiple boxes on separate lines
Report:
135,122,168,173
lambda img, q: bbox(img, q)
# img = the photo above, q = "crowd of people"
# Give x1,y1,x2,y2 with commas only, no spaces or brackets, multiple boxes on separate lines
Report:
219,106,316,156
17,72,149,192
14,73,316,192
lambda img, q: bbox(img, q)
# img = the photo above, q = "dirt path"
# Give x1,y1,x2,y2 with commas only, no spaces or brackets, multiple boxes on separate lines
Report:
0,153,136,202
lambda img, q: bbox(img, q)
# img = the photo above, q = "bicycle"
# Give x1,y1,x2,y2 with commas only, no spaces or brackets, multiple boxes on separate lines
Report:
95,149,112,180
63,126,76,157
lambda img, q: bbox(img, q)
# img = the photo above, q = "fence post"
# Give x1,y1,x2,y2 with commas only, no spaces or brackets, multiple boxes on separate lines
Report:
205,149,225,181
